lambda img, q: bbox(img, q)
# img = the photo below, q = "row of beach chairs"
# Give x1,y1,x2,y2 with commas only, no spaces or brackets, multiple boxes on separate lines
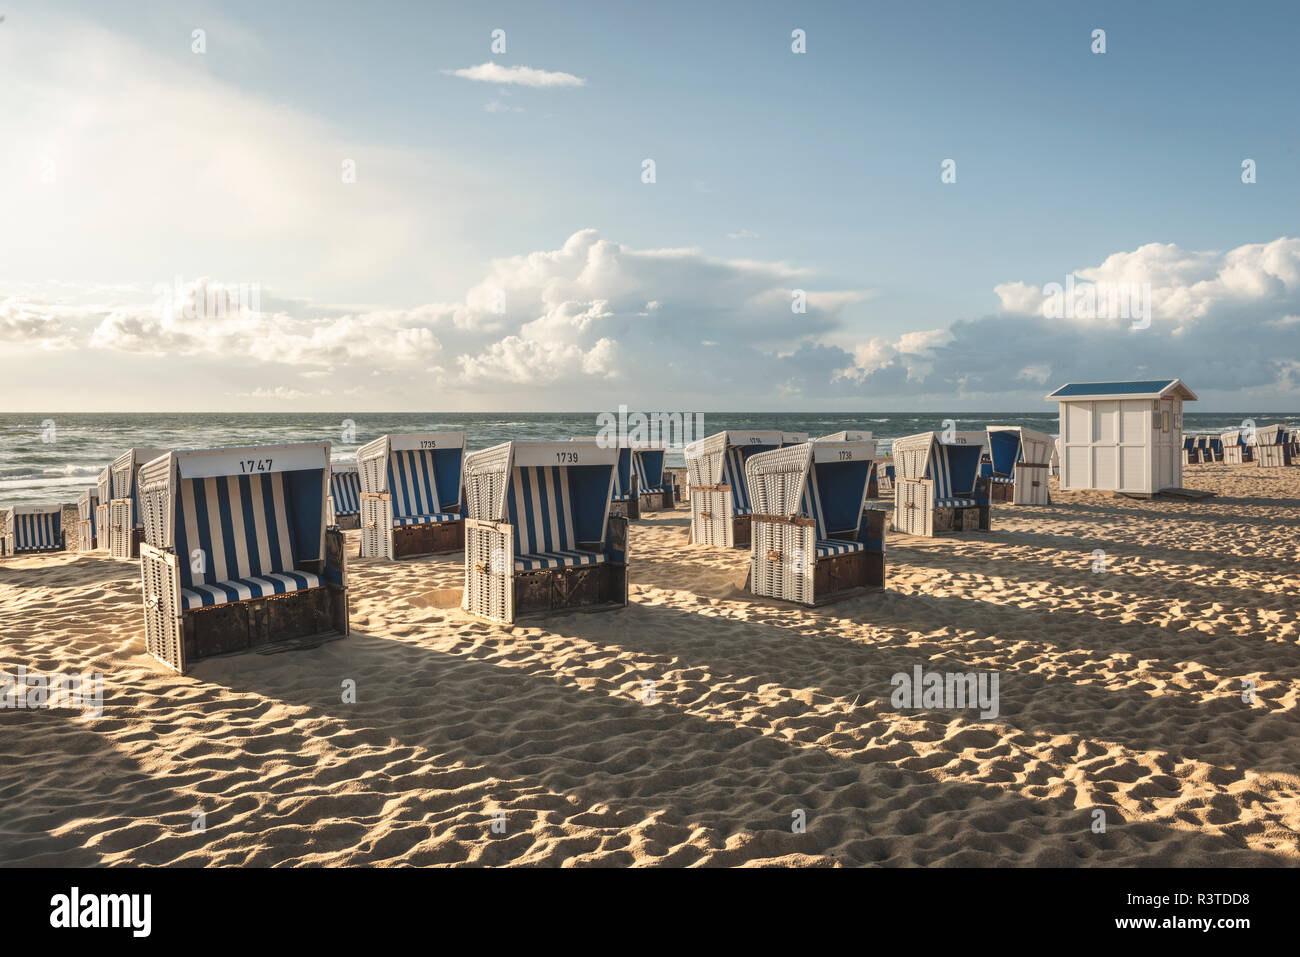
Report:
1182,425,1296,466
8,419,1280,675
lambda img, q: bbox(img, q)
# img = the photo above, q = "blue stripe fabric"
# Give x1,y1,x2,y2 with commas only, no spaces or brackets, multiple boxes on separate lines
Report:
393,513,459,526
514,550,606,572
386,450,441,520
723,447,751,513
175,473,298,591
935,497,978,508
815,539,863,558
330,470,361,516
507,465,605,572
181,570,323,610
13,512,61,551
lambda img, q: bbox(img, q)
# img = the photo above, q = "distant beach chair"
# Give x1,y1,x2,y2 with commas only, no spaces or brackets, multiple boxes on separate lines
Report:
891,431,990,536
575,438,640,519
356,433,466,560
109,448,167,559
816,431,880,498
76,489,99,550
1255,424,1293,467
462,440,627,623
631,444,676,513
1051,437,1061,476
1181,435,1198,465
746,440,885,605
684,430,785,547
1,504,65,556
1221,429,1251,464
95,467,111,551
136,442,349,674
327,463,361,530
982,426,1054,505
782,431,810,446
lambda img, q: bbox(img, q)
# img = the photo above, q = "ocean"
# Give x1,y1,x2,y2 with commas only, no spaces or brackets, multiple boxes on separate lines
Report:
1,411,1295,507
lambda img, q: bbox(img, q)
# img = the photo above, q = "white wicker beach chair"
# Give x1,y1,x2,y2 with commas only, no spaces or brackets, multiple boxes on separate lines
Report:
982,426,1054,505
76,488,99,550
108,448,166,559
461,441,627,623
1,504,65,557
1255,424,1292,467
891,431,991,536
1221,429,1251,464
356,433,466,560
135,442,348,674
327,462,362,530
746,440,885,606
684,430,785,548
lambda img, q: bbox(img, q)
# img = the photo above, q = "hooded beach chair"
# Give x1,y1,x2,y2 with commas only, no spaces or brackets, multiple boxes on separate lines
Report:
1221,429,1251,464
1181,435,1198,465
95,467,112,551
630,444,676,512
684,430,785,547
982,426,1054,505
817,431,881,498
356,433,466,560
135,442,348,674
891,431,990,536
1,505,64,556
76,489,99,550
462,441,627,623
108,448,166,559
746,440,885,606
327,462,362,530
1255,424,1293,467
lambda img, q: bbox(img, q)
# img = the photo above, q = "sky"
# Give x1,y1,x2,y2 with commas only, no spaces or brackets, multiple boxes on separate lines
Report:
1,0,1298,412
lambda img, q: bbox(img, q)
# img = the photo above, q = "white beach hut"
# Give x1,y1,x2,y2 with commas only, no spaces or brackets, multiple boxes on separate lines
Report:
1046,379,1197,495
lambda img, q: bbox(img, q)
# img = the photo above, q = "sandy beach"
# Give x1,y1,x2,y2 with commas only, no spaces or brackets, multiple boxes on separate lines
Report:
2,462,1298,867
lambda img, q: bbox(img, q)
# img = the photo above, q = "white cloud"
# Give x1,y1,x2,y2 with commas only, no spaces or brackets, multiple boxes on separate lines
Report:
443,62,586,88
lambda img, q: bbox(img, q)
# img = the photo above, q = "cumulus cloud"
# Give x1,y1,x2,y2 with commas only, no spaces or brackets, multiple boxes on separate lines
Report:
443,62,586,87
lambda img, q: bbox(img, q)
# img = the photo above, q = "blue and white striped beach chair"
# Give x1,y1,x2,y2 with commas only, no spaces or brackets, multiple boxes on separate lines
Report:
1,505,65,556
630,445,675,512
1221,429,1251,464
817,430,880,499
684,430,785,547
981,426,1054,505
747,440,885,605
462,441,626,623
109,448,167,559
1255,424,1293,467
327,463,362,530
356,433,466,560
135,442,348,673
891,431,991,536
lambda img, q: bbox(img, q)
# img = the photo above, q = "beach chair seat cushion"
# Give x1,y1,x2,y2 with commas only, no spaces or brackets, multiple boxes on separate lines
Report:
988,476,1015,485
181,570,324,610
815,539,863,558
935,496,978,508
394,512,460,527
514,549,606,572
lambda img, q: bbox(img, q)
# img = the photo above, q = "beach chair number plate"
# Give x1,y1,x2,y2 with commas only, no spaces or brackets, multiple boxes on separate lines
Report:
556,451,579,463
419,440,439,449
239,458,273,473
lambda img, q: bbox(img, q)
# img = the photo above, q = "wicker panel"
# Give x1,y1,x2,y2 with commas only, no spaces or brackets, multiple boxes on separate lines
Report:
359,495,394,559
746,444,812,517
750,519,815,604
356,436,390,494
689,488,733,547
463,519,513,623
138,476,172,549
141,544,185,673
109,500,134,558
76,521,95,551
894,479,933,536
464,443,513,521
95,504,109,551
1257,444,1290,467
1013,463,1050,505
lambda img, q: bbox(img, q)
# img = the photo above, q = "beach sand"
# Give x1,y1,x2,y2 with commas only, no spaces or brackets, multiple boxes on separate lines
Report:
2,463,1298,866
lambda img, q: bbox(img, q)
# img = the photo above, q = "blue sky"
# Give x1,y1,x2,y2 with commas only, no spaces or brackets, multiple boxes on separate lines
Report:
1,0,1297,410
